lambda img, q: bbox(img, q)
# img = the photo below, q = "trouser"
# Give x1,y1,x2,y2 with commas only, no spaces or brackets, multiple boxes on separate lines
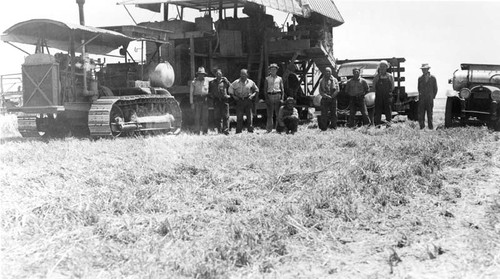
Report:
374,94,393,125
213,99,229,134
235,98,254,133
193,96,208,134
277,117,299,134
266,94,282,132
348,95,371,127
418,97,434,129
320,97,337,130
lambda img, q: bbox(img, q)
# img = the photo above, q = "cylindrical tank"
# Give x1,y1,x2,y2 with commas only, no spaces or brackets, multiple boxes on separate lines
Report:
150,62,175,88
452,68,500,91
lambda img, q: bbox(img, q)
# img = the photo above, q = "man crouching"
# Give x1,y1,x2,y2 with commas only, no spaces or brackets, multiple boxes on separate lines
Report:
277,97,299,134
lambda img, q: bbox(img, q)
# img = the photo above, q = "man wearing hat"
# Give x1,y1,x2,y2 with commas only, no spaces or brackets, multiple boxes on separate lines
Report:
277,97,299,134
264,63,284,132
229,69,259,133
417,63,438,129
190,66,211,134
318,67,339,130
373,60,395,126
345,68,371,128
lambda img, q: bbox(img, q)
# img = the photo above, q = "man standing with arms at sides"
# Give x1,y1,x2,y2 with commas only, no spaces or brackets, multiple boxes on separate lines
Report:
190,67,210,134
264,63,284,132
318,67,339,131
229,69,259,134
346,68,371,128
373,60,395,126
209,68,231,135
417,63,438,130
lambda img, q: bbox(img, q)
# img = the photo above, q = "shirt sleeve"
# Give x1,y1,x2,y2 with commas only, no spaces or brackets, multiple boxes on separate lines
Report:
432,76,438,98
252,81,259,93
389,74,395,92
363,79,369,93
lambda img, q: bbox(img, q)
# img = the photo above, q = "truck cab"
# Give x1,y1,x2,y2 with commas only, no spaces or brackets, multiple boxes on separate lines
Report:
446,63,500,130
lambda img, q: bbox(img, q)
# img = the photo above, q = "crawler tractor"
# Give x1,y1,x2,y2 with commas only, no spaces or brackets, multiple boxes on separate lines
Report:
1,1,182,138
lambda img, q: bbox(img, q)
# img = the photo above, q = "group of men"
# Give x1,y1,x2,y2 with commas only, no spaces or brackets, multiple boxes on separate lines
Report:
319,61,438,130
189,60,438,135
189,64,299,135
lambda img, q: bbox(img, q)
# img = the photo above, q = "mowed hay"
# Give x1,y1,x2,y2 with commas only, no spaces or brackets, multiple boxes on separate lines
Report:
0,123,499,278
0,114,21,138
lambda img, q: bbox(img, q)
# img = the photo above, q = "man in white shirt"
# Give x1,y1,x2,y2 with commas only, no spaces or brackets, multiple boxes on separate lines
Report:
229,69,259,133
264,63,284,132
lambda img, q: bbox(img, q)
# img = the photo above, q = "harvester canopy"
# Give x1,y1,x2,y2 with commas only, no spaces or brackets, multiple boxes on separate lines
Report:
1,19,133,54
118,0,344,26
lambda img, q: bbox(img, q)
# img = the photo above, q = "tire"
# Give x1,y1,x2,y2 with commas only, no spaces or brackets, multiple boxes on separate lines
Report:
444,97,454,128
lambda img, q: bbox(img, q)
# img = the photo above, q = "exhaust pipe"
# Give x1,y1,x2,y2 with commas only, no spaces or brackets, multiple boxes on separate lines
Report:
76,0,97,97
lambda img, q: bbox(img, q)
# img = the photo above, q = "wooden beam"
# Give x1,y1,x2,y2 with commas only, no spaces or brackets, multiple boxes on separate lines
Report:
190,36,195,80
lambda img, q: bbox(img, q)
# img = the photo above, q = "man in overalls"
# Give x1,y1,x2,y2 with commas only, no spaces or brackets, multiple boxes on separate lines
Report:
318,67,339,130
417,63,438,129
373,60,395,126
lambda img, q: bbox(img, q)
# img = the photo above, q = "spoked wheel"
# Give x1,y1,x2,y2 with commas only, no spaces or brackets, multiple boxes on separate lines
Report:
109,104,125,137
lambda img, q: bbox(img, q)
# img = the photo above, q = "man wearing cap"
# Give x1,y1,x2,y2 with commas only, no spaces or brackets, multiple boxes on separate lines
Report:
417,63,438,129
190,66,211,134
229,69,259,133
373,60,395,126
318,67,339,130
264,63,284,132
345,68,371,127
209,68,231,135
277,97,299,134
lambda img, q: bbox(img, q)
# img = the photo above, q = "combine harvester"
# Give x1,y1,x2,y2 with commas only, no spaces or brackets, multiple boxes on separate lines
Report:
1,0,182,138
116,0,345,121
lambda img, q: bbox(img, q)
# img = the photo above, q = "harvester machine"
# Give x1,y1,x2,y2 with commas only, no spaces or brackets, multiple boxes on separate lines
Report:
1,1,182,138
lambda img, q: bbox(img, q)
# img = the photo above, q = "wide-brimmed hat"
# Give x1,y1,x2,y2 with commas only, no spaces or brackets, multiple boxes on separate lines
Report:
420,63,431,69
268,63,279,69
196,66,207,75
379,60,390,67
285,97,296,104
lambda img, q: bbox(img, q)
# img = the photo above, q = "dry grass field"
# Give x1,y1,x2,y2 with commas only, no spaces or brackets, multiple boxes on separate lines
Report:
1,107,499,278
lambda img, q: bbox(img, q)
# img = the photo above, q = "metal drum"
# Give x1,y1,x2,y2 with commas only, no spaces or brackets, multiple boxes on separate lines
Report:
150,62,175,88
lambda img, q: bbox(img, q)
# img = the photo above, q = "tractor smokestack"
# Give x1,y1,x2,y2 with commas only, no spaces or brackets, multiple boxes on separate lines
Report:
76,0,85,25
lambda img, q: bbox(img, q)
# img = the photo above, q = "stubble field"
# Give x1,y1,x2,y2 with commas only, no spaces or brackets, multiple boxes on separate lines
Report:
1,105,500,278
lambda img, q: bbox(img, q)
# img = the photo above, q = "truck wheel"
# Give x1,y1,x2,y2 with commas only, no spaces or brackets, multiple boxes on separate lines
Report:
444,97,454,128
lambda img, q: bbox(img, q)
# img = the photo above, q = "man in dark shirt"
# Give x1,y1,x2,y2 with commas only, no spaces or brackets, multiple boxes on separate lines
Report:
208,69,231,135
345,68,371,127
417,63,438,130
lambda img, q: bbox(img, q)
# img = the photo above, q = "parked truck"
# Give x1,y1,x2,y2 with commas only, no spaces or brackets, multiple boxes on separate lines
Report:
333,57,418,124
446,63,500,131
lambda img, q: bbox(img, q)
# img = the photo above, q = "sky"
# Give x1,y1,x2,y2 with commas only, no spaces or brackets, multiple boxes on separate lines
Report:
1,0,499,97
